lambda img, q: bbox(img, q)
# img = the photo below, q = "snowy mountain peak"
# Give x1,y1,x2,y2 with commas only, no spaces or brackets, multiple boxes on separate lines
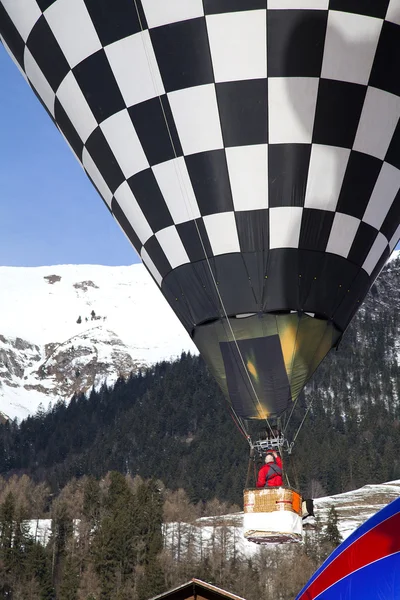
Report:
0,264,196,420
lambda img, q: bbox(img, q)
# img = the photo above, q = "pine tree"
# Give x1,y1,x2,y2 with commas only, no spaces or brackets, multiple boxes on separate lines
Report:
26,542,55,600
58,555,80,600
92,472,136,600
324,506,342,548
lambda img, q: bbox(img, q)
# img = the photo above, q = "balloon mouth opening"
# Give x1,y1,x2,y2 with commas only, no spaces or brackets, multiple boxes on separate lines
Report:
191,309,337,338
193,312,341,420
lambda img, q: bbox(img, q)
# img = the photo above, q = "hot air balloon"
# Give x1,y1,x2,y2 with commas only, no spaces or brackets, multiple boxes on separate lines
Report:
295,496,400,599
1,0,400,543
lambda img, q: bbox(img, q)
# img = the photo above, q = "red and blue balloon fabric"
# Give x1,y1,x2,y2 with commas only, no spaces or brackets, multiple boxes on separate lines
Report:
296,496,400,599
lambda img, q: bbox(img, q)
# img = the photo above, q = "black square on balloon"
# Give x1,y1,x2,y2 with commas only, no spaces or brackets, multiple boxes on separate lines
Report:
268,144,311,208
267,10,328,77
185,150,233,216
328,0,389,19
144,236,171,277
312,79,367,148
84,0,147,46
128,96,182,167
73,49,125,123
299,208,334,252
55,99,84,160
380,190,400,242
336,151,382,219
347,221,378,266
37,0,57,10
149,18,213,93
26,16,69,91
203,0,265,13
85,127,125,193
127,170,173,232
370,21,400,97
216,79,268,147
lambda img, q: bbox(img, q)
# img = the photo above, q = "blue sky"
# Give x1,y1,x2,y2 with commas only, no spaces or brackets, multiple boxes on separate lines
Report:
0,44,137,267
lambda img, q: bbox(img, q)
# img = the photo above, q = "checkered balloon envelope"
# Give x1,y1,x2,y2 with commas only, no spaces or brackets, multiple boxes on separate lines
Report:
1,0,399,420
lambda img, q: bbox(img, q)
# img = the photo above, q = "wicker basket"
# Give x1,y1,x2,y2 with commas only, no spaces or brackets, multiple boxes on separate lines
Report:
244,487,302,516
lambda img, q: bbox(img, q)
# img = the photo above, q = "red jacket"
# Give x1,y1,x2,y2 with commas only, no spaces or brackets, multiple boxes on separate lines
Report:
256,456,283,488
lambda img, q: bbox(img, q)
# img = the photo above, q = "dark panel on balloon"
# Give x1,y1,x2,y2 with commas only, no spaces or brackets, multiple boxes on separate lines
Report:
241,252,268,309
54,99,84,160
370,245,390,282
111,198,142,253
336,151,383,219
348,222,378,266
128,96,182,166
0,5,25,68
306,252,360,321
144,236,171,278
299,208,334,252
162,261,220,331
333,268,370,332
84,0,146,46
176,219,213,262
236,210,269,253
268,144,311,208
268,10,328,77
73,50,125,122
213,254,259,316
161,247,378,336
370,22,400,97
380,191,400,241
328,0,389,18
221,336,291,418
203,0,266,13
86,128,125,193
216,79,268,147
385,118,400,171
127,170,173,232
149,18,213,93
296,249,327,309
26,16,69,91
185,150,233,216
263,249,300,311
313,79,367,148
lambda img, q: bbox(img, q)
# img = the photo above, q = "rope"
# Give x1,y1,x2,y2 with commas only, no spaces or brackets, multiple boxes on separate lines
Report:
133,0,274,441
291,398,314,447
245,446,255,488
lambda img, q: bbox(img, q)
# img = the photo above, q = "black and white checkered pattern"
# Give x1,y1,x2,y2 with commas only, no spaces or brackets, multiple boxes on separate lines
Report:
1,0,400,335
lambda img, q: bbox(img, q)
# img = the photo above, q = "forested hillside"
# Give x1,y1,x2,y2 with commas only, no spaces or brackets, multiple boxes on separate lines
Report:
0,471,341,600
0,257,399,506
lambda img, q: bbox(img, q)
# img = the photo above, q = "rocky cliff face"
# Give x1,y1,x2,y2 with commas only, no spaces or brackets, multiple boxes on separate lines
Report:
0,327,148,420
0,264,195,420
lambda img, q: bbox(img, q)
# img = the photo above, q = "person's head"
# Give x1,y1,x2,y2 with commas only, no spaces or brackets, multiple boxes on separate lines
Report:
265,453,274,464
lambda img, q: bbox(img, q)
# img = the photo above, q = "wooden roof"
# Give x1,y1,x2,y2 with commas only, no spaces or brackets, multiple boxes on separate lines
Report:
148,579,247,600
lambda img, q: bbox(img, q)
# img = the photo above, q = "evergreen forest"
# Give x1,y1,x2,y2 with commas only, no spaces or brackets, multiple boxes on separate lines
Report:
0,471,342,599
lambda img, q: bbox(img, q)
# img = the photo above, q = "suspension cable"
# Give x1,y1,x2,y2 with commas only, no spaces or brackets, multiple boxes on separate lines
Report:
291,397,314,448
133,0,275,441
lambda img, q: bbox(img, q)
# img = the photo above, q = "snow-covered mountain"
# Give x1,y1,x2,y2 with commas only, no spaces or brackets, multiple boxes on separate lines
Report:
1,251,399,422
0,264,196,420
